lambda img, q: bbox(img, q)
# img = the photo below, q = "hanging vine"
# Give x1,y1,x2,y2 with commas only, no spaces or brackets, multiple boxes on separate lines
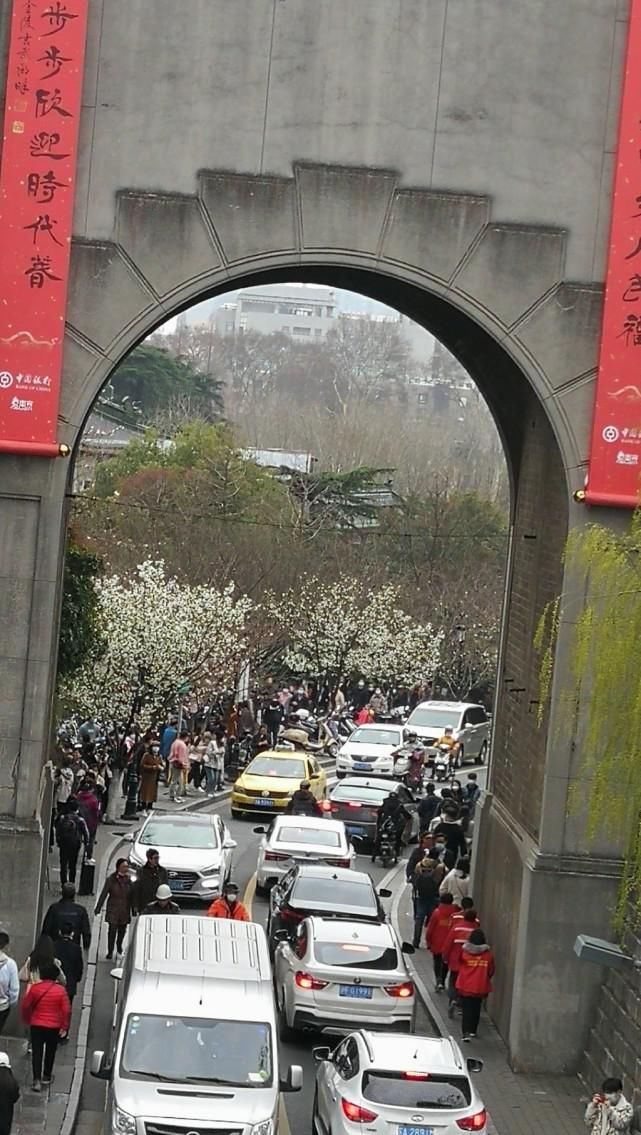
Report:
535,513,641,929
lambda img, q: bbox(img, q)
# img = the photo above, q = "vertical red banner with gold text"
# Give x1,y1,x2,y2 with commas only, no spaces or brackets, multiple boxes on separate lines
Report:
586,0,641,507
0,0,89,457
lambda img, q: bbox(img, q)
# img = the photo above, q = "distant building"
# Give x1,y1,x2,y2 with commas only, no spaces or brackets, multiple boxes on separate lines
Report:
241,447,318,475
213,284,337,341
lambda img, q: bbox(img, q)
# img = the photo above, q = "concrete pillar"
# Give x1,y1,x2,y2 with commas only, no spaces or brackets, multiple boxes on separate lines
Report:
0,454,69,969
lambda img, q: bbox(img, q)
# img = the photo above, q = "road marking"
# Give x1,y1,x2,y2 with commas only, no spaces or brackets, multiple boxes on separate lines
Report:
279,1098,291,1135
243,871,257,918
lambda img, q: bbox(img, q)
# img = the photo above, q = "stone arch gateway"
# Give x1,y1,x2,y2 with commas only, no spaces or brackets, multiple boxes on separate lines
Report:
0,0,629,1076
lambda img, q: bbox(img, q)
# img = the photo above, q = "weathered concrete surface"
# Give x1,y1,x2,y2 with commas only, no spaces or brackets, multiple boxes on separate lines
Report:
0,0,633,1078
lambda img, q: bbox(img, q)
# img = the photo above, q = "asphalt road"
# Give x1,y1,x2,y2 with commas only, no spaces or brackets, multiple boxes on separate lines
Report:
80,762,486,1133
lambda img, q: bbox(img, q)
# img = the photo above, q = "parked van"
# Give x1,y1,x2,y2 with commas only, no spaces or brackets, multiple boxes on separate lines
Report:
91,914,302,1134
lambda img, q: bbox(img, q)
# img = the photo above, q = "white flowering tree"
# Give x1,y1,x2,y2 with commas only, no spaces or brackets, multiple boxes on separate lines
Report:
268,576,441,689
62,560,252,724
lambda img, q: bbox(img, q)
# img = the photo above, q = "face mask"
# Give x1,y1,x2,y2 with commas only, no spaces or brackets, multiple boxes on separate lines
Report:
605,1094,620,1105
225,893,238,904
151,746,159,753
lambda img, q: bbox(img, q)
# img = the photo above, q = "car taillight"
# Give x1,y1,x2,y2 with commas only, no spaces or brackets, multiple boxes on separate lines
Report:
264,851,289,862
294,970,328,991
403,1071,430,1080
281,907,304,924
341,1099,378,1123
347,802,362,809
457,1110,487,1131
325,857,351,867
384,981,414,998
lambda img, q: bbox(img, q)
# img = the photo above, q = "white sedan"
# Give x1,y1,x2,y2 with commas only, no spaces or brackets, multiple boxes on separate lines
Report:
274,916,416,1039
254,815,355,895
336,724,409,779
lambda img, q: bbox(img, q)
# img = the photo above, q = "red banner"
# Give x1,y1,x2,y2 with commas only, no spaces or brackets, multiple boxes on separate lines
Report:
0,0,89,457
586,0,641,507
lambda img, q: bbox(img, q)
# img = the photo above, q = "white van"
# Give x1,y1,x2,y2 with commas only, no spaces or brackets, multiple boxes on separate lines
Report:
91,915,302,1135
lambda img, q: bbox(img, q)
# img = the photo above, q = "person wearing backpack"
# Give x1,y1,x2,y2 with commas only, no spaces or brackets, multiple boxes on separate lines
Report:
54,802,89,887
0,1052,20,1135
412,849,446,949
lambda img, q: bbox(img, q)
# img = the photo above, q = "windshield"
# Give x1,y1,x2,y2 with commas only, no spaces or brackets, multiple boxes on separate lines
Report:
407,707,460,730
246,756,306,778
139,821,218,850
314,942,398,969
121,1015,273,1087
349,728,401,746
276,827,340,847
362,1071,471,1108
292,877,376,911
331,785,388,804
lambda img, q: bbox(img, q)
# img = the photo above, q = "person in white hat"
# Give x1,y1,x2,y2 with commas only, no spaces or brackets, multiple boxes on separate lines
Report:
0,1052,20,1135
143,884,180,916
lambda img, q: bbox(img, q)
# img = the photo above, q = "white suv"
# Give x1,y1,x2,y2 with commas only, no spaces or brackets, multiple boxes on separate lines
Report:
313,1031,487,1135
404,701,490,766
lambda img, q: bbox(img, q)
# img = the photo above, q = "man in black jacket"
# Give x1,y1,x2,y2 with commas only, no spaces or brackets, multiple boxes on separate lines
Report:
42,883,91,948
286,782,322,817
134,849,169,911
144,884,180,915
55,923,84,1031
432,806,468,862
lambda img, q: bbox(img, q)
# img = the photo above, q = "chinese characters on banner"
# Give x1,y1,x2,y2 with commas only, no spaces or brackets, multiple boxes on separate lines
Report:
586,0,641,507
0,0,89,456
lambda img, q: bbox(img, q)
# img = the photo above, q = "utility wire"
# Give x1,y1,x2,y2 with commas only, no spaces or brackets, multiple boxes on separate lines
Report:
67,491,511,542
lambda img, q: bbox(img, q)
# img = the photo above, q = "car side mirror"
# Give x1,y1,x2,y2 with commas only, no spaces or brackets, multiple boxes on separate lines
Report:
312,1046,332,1063
110,968,123,981
122,833,134,843
378,888,392,898
253,827,266,834
90,1050,111,1080
401,942,415,955
223,838,237,849
467,1058,483,1073
272,929,289,942
280,1064,303,1092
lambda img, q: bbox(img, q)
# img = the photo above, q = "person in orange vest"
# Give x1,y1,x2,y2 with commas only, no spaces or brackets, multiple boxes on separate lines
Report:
455,928,495,1041
425,892,459,990
442,909,480,1018
207,881,250,921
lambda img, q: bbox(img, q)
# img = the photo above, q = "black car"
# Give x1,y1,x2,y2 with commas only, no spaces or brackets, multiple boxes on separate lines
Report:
327,777,419,846
267,864,391,955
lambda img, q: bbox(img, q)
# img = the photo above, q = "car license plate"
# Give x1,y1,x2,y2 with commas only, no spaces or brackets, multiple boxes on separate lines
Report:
254,798,273,806
339,985,372,999
346,825,364,836
398,1128,433,1135
170,880,190,892
353,761,372,770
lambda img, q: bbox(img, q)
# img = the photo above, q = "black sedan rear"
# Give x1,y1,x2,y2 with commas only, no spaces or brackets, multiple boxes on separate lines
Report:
327,778,418,846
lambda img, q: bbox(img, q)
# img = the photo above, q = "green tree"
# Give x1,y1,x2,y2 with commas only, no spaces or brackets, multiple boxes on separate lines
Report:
106,344,224,423
57,535,105,682
288,465,396,532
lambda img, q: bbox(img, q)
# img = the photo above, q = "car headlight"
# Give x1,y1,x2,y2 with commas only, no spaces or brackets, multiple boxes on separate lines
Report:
250,1120,273,1135
112,1105,136,1135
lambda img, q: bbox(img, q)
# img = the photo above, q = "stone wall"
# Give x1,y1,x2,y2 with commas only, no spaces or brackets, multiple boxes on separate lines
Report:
583,916,641,1104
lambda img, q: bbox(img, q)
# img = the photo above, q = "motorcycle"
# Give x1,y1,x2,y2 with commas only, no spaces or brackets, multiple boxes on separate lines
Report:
433,745,451,782
372,816,398,867
404,749,424,792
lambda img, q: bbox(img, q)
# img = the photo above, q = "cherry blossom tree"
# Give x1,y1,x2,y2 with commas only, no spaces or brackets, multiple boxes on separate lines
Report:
61,560,252,724
267,576,442,690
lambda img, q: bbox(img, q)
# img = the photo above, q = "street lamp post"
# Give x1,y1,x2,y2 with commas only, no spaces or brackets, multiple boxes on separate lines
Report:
455,622,466,699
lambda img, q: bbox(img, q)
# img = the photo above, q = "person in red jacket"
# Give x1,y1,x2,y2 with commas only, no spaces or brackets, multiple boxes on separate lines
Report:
21,962,71,1091
442,909,480,1018
455,929,495,1040
425,893,459,990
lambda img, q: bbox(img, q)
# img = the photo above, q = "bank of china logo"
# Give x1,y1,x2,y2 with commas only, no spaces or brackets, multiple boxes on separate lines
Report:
602,425,620,443
0,372,13,389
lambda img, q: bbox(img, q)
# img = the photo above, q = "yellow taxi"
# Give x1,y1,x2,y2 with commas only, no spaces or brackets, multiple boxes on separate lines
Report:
230,748,327,817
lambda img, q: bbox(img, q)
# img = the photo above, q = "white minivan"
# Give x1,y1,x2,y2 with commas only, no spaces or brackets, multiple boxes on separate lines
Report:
91,915,302,1135
404,700,490,765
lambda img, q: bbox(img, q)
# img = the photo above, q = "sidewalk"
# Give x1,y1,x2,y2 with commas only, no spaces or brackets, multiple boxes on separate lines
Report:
393,884,586,1135
7,782,223,1135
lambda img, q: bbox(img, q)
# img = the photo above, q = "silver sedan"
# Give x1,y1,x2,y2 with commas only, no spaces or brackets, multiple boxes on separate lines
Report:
254,815,355,895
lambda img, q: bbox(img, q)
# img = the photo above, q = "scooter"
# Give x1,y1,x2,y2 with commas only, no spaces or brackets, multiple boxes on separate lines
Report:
404,749,424,793
372,818,398,867
433,745,451,782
